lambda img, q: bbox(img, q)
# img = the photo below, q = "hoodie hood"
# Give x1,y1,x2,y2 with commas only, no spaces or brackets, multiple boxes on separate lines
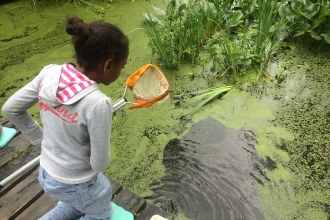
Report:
57,63,96,103
38,63,99,107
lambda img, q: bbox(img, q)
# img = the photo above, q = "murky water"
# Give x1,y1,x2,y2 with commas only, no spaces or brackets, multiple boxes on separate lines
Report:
147,118,268,220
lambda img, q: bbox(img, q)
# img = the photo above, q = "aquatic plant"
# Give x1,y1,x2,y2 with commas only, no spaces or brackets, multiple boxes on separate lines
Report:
204,30,253,77
254,0,284,79
204,0,286,79
177,85,234,116
279,0,330,44
144,0,220,69
144,0,287,74
144,10,183,69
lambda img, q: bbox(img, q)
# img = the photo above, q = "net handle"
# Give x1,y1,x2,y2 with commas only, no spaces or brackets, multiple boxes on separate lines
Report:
112,85,135,112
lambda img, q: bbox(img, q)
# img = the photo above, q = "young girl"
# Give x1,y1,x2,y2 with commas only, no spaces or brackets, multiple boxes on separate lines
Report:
2,16,129,220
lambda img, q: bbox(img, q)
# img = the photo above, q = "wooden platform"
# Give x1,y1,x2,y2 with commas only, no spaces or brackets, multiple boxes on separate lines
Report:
0,117,170,220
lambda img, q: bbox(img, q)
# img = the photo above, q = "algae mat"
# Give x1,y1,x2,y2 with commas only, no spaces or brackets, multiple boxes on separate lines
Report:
190,42,330,219
1,0,330,219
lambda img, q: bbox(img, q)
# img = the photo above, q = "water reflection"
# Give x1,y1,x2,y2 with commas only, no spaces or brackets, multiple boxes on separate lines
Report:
147,118,268,220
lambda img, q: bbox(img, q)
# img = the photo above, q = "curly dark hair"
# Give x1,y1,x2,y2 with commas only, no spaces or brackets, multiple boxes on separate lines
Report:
65,16,129,71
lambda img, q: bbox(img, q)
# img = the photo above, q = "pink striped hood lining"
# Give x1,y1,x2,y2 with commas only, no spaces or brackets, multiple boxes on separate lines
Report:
57,63,96,103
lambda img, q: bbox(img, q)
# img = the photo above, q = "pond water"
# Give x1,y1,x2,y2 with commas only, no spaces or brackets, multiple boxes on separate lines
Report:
1,0,330,220
148,118,266,220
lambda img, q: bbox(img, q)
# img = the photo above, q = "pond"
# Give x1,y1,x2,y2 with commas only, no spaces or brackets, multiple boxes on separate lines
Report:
1,0,330,219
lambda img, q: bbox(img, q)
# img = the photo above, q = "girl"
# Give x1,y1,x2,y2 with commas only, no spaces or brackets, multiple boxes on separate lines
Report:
2,16,129,220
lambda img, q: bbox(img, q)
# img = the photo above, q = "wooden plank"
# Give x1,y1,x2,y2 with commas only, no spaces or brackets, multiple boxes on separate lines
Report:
0,160,39,198
0,117,159,219
123,191,146,215
0,134,31,170
0,169,43,220
112,188,134,209
0,117,9,125
107,177,123,198
1,120,19,134
135,203,170,220
0,144,40,180
112,188,146,215
16,193,57,220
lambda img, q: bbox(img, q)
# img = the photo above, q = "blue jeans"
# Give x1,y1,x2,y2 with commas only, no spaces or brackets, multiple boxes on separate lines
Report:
38,166,113,220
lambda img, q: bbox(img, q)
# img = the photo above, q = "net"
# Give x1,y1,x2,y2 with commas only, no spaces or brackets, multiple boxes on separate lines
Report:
125,64,170,109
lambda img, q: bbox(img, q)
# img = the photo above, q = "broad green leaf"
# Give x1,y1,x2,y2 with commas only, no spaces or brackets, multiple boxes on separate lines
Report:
291,1,303,14
208,2,218,16
213,0,220,7
308,30,322,40
166,0,176,17
301,3,320,20
269,24,279,33
279,4,295,21
302,0,313,8
200,0,208,13
177,3,186,15
142,12,161,24
242,0,256,15
321,34,330,44
310,4,326,29
218,0,232,16
153,6,165,16
292,23,310,37
227,11,243,27
292,0,320,20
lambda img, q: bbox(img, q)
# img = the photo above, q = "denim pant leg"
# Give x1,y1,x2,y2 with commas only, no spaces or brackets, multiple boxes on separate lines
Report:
38,166,113,220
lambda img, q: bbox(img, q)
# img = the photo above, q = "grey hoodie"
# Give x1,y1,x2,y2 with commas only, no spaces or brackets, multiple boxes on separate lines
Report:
2,63,113,184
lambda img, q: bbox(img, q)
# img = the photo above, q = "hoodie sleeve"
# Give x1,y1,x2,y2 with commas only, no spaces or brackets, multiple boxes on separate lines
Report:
1,69,46,145
87,97,113,172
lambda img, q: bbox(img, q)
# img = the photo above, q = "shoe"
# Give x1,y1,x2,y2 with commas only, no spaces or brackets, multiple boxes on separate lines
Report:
0,127,16,148
110,202,134,220
57,201,134,220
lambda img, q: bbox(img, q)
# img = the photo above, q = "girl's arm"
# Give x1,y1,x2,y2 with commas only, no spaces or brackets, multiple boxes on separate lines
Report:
87,98,112,172
1,74,43,145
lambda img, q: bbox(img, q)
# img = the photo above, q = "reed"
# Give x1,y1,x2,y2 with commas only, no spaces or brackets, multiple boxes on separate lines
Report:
178,86,234,116
255,0,282,69
145,11,181,69
144,0,219,69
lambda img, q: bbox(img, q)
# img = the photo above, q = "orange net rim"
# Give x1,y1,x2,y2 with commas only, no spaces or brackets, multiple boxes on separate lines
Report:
125,64,170,109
